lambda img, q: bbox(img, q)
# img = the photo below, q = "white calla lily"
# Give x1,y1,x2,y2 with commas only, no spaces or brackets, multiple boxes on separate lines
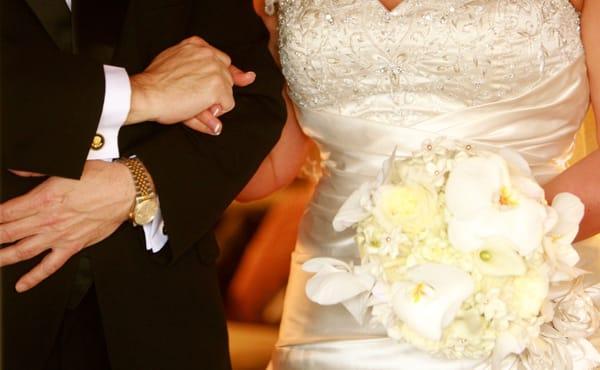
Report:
391,264,474,341
474,238,527,277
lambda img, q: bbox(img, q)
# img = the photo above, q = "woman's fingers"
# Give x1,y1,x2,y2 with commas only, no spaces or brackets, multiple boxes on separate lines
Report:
197,109,223,135
183,118,216,135
183,108,223,136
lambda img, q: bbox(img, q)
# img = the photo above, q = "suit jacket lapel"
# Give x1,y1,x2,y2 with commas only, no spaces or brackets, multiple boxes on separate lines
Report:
24,0,72,52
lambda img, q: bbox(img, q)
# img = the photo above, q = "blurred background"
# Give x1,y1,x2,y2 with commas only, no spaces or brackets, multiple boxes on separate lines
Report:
218,108,598,370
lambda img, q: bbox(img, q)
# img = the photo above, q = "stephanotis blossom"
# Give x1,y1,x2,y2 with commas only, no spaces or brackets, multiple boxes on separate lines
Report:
445,151,548,257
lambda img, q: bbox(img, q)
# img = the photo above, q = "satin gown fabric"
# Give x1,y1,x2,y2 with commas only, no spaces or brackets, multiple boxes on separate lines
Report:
269,1,598,369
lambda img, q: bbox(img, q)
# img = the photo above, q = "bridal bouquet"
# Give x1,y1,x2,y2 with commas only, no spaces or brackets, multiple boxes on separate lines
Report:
303,139,600,369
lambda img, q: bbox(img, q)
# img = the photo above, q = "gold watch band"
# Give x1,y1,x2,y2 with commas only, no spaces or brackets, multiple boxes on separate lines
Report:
116,157,157,224
118,157,155,198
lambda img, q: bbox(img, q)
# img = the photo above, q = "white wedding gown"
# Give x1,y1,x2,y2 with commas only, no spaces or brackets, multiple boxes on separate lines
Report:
267,0,600,369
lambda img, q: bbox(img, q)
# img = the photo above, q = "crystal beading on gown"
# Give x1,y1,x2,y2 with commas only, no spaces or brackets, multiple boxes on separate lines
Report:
266,1,600,369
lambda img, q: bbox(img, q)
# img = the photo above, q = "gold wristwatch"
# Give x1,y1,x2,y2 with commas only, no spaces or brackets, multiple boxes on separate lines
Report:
116,157,159,226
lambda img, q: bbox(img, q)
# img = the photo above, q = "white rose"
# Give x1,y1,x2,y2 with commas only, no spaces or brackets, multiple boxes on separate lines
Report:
373,184,440,235
508,269,550,318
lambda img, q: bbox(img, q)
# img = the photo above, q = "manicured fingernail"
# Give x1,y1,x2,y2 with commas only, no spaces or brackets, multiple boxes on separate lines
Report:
213,122,222,135
210,105,222,117
203,116,222,135
15,283,26,293
209,120,222,136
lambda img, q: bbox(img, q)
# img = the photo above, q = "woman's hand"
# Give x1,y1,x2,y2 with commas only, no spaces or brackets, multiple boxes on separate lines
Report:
125,36,256,135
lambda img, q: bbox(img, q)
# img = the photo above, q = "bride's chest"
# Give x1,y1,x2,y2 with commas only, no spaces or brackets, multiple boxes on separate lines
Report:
278,0,582,113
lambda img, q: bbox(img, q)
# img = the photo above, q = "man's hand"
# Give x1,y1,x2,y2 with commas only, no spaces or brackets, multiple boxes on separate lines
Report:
126,36,256,135
0,161,135,293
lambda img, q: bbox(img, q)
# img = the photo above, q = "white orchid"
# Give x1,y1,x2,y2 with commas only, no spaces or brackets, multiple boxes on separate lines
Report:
332,150,397,232
445,152,548,257
312,141,598,367
492,330,528,370
303,258,376,323
391,264,474,341
544,193,586,282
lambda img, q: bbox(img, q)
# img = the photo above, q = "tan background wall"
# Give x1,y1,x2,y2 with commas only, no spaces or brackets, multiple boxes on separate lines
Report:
572,109,598,162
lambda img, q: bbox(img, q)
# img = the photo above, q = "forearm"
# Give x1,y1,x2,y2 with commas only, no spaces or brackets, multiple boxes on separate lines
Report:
544,150,600,240
581,0,600,142
237,102,310,202
548,0,600,240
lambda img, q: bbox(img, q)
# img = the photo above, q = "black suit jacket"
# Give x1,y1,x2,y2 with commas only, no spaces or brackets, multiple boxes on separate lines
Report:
0,0,286,369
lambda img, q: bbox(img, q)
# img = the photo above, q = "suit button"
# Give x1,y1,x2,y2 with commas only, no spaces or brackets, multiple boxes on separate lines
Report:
91,134,105,150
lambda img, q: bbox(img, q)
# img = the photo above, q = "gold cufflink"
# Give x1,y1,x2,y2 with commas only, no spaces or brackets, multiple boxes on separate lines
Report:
91,134,105,150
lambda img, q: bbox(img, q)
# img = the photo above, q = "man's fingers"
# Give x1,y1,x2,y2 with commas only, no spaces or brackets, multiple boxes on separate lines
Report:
0,213,47,244
230,65,256,87
15,249,71,293
210,48,232,67
180,36,232,66
180,36,208,47
0,190,43,223
0,234,50,267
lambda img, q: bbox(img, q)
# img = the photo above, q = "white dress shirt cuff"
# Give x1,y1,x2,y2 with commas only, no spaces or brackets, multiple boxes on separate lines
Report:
87,65,131,161
143,203,169,253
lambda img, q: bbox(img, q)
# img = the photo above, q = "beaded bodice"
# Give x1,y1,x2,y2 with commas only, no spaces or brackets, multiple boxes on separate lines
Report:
272,0,583,126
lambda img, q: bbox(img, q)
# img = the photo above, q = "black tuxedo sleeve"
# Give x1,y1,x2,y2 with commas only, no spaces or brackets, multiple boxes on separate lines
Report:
1,32,105,179
130,0,286,262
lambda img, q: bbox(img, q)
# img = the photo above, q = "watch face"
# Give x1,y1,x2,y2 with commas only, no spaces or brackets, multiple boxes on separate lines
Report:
134,199,159,225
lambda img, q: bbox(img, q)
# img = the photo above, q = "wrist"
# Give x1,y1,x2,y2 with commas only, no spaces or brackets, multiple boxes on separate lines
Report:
125,74,156,125
115,157,159,226
113,161,138,221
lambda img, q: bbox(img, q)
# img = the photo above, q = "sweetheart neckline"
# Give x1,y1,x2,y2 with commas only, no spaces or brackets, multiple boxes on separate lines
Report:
374,0,406,13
